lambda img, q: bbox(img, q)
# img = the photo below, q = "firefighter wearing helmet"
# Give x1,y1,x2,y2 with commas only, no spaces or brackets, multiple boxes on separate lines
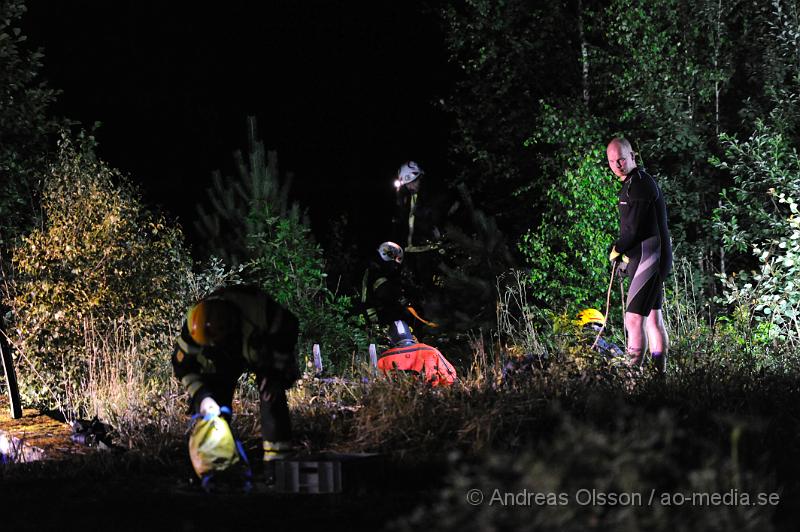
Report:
172,284,299,485
361,241,414,331
377,320,457,387
392,161,442,253
574,308,624,359
391,161,460,317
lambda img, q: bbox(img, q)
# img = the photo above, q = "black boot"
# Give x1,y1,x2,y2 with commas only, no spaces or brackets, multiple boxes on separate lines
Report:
651,351,667,375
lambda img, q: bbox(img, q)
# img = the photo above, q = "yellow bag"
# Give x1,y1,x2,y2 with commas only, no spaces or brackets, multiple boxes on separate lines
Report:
188,415,240,478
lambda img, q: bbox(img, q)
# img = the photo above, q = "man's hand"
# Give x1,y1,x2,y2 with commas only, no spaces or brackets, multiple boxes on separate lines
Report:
199,396,221,418
609,246,630,264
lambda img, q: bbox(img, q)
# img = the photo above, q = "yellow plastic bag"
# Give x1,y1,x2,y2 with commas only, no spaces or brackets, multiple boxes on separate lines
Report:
188,415,239,478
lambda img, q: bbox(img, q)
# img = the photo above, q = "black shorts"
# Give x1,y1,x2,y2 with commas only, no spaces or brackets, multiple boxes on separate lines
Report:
626,273,663,316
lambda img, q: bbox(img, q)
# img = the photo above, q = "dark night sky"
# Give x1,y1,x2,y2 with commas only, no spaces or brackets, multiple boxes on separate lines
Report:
21,1,453,253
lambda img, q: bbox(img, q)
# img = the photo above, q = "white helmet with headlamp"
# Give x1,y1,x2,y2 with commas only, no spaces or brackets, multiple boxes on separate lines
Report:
378,241,404,264
394,161,423,190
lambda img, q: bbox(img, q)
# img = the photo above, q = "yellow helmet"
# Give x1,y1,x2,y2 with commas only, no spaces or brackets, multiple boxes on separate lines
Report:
575,308,605,327
187,298,238,346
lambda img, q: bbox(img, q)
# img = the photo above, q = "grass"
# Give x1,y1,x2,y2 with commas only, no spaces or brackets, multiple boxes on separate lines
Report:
2,265,800,530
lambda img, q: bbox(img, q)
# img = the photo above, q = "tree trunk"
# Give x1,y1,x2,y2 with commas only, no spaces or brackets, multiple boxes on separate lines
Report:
578,0,589,106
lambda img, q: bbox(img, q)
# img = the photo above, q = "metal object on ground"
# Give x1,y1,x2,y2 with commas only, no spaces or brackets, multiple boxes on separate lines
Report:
312,344,323,374
369,344,378,369
274,452,382,494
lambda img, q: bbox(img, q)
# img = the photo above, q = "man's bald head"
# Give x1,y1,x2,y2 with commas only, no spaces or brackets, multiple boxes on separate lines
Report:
606,137,636,180
608,137,632,152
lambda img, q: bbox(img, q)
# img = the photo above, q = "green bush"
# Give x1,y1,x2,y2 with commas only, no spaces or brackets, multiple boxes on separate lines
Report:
6,134,190,415
519,103,618,310
0,0,62,244
713,119,800,346
196,118,367,370
245,199,367,371
386,407,779,532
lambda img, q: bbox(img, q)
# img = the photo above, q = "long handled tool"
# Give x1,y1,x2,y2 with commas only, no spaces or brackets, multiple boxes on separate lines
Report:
591,261,619,350
407,306,438,328
619,272,627,348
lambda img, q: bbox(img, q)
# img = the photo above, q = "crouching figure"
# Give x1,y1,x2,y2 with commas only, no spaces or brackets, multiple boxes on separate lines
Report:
172,284,299,486
377,320,456,387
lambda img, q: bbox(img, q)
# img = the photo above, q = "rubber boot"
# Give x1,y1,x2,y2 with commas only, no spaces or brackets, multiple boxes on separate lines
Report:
651,351,667,375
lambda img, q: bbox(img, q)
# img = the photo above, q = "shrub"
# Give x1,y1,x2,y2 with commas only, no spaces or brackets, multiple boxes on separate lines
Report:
246,202,367,369
385,406,779,532
0,0,61,244
519,103,618,310
713,119,800,347
6,134,190,417
196,118,367,369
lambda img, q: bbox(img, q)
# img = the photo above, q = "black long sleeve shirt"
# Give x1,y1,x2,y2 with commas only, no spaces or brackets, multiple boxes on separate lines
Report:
614,167,673,280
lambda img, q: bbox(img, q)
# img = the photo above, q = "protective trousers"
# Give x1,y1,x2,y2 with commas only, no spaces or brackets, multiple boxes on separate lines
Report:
192,371,292,443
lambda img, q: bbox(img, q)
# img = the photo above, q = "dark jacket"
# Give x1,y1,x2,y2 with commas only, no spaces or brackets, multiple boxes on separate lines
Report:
614,167,673,280
172,285,299,403
361,259,413,326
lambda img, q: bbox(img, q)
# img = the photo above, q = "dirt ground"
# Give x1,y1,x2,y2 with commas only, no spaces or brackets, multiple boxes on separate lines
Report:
0,398,92,461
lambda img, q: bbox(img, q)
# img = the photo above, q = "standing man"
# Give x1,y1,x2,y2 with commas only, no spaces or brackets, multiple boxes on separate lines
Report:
393,161,439,253
606,137,672,373
392,161,451,295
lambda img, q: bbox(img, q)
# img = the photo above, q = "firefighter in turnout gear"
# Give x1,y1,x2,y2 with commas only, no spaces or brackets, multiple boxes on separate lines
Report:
361,242,415,334
172,284,300,481
377,320,457,387
393,161,438,252
392,161,457,299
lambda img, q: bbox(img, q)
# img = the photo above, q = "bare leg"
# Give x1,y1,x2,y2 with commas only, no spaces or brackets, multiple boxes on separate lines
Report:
624,312,646,367
646,309,669,374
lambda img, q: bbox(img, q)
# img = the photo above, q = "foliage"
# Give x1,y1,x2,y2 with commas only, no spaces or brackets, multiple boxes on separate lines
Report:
600,0,732,154
431,183,517,334
198,117,367,369
194,118,294,266
518,104,618,310
658,257,789,374
494,269,549,361
246,202,367,367
5,134,190,415
386,406,779,531
319,213,362,296
735,0,800,136
438,0,582,225
0,0,62,245
713,121,800,255
713,119,800,344
184,255,245,304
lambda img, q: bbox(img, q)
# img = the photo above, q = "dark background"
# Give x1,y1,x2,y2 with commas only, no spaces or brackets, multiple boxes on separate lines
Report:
21,1,453,253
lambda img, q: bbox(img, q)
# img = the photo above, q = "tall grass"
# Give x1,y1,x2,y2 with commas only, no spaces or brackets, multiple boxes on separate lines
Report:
80,317,187,450
495,269,548,362
663,256,800,374
12,261,798,478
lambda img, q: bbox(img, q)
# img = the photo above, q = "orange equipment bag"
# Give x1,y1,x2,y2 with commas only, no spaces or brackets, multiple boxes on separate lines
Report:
377,343,457,387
